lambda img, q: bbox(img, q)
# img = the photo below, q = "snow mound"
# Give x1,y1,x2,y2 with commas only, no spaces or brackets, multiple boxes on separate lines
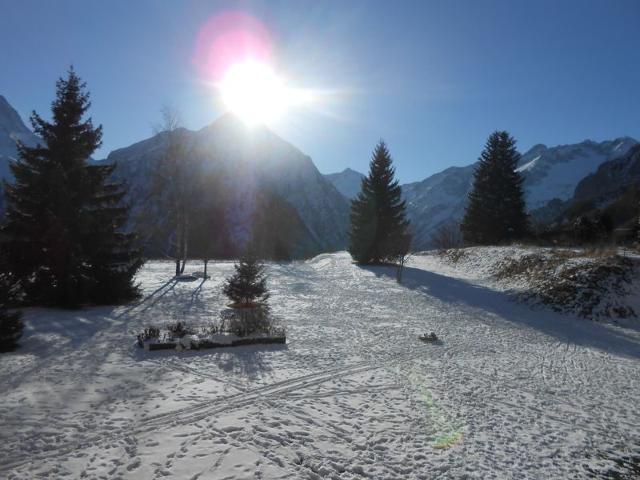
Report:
427,246,639,321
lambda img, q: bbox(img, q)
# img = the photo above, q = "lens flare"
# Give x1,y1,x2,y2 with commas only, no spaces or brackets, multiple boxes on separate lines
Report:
193,11,273,83
194,11,314,125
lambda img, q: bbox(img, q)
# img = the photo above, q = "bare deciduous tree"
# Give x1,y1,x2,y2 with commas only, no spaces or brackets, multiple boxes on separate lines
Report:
392,235,413,284
149,106,197,277
395,252,410,284
431,222,463,251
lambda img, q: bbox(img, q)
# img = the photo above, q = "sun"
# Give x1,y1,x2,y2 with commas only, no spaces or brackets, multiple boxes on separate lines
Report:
219,61,290,125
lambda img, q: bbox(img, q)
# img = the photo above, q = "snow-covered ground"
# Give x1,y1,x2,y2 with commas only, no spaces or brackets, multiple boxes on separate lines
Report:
1,252,640,479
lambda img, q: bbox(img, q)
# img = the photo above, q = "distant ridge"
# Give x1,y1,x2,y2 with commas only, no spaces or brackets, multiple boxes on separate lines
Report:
324,168,365,200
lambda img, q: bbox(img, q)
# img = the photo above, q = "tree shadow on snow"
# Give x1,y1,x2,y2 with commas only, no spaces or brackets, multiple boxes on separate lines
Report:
20,305,120,353
126,278,179,317
132,344,287,381
188,278,207,311
216,344,287,379
363,264,640,360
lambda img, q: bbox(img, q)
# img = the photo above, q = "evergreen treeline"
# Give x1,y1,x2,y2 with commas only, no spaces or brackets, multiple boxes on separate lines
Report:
1,68,143,307
461,131,529,245
349,141,411,264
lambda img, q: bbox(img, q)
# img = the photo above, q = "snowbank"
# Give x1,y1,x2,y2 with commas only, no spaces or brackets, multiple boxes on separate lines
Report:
416,246,640,321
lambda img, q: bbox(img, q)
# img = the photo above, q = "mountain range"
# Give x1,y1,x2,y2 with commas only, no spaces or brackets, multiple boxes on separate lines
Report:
325,137,638,248
1,94,637,254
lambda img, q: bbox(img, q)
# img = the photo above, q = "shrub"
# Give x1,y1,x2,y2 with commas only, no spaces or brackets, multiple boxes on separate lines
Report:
221,305,274,337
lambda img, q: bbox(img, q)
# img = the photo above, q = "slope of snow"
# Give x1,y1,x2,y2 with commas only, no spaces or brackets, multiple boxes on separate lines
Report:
515,154,541,173
1,253,639,478
324,167,365,200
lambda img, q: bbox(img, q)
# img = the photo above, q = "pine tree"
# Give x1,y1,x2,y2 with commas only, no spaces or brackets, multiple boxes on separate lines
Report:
348,141,411,264
460,131,529,245
2,68,142,307
223,255,269,306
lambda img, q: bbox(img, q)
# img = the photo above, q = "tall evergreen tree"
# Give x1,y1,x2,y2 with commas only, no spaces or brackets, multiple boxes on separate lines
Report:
348,141,411,264
2,68,142,307
461,131,529,245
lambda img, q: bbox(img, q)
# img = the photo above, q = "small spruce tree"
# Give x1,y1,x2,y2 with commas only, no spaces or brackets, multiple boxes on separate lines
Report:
0,275,23,352
349,141,411,264
223,255,269,307
2,68,142,306
461,131,529,245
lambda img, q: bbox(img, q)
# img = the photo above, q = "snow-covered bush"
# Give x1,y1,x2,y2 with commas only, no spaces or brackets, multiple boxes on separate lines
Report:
494,250,637,320
438,248,467,264
436,246,638,321
221,305,276,337
136,309,284,349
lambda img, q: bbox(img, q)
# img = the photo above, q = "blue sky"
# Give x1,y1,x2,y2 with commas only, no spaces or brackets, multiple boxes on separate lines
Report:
1,0,639,183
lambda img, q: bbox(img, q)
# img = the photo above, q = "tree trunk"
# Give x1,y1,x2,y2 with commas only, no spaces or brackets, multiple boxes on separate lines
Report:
204,259,208,278
396,256,405,284
179,209,189,274
179,212,188,274
174,210,182,277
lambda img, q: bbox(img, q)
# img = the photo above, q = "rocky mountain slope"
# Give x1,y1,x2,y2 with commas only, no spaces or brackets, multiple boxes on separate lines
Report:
533,144,640,230
0,95,40,211
573,143,640,204
324,168,364,200
0,97,39,172
104,114,350,256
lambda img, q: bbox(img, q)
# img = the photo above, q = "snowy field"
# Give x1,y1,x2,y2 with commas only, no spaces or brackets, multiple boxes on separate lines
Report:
1,251,640,479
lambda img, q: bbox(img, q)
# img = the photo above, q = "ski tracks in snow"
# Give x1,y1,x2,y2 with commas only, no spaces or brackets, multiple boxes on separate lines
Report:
2,254,640,479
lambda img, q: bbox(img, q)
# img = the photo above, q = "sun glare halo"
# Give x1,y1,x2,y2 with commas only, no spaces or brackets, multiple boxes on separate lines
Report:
219,61,307,125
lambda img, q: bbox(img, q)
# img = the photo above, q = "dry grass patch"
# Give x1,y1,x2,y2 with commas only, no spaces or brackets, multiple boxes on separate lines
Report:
494,249,637,320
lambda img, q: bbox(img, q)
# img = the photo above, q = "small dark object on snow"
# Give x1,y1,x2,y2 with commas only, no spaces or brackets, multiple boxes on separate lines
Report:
168,321,188,338
176,274,198,282
419,332,439,343
136,326,160,347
